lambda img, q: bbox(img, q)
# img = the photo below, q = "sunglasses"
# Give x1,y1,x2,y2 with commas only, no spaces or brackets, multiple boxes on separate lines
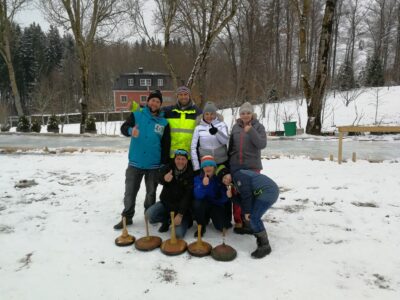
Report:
175,149,189,156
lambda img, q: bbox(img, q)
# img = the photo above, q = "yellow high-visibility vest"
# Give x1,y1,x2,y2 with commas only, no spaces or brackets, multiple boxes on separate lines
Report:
167,108,197,158
131,101,139,112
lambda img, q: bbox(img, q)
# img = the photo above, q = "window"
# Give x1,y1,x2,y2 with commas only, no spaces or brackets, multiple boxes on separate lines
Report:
120,95,128,103
140,79,151,86
157,79,164,87
128,78,134,86
140,95,147,103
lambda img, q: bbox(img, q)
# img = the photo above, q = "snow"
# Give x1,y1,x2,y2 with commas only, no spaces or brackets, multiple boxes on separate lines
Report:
9,86,400,136
1,152,399,299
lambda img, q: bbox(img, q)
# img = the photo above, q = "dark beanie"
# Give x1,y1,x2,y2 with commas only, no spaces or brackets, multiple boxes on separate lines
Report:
148,90,163,103
216,164,230,182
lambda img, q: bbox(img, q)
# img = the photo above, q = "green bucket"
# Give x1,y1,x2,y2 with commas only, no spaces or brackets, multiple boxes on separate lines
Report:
283,121,297,136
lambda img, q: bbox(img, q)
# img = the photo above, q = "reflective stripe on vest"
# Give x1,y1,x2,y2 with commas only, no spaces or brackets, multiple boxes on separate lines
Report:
167,109,197,157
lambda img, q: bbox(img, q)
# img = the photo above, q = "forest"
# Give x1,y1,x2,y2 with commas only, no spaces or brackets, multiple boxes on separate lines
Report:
1,0,399,134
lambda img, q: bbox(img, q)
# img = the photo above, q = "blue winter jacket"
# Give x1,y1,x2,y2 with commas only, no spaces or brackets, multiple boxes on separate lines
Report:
232,169,279,214
193,174,229,206
121,107,170,169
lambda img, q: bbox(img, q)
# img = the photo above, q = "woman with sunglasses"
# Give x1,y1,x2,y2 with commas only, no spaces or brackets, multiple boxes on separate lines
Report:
228,102,267,234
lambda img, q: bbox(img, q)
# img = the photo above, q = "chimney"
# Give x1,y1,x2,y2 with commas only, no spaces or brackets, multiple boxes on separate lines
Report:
138,67,144,74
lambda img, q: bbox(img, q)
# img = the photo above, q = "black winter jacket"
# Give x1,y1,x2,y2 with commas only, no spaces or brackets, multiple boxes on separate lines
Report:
159,162,194,216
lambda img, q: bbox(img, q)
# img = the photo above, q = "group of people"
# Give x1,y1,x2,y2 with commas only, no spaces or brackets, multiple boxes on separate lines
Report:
113,86,279,259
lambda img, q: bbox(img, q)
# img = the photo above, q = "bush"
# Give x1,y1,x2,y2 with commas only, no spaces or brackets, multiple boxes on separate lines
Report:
16,116,31,132
47,115,59,133
31,120,42,133
85,115,97,133
1,123,11,132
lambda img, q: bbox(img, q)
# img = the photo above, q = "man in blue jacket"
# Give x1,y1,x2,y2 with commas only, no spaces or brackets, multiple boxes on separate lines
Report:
114,90,171,229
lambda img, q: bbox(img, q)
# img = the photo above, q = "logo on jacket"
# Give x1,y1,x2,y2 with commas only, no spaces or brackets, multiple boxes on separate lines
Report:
154,124,165,135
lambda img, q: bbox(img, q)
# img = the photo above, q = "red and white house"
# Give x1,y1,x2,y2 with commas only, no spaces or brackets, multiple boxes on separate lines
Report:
112,67,176,111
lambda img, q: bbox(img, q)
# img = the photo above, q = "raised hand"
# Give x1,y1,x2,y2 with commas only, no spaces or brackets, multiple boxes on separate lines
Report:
209,123,218,135
226,184,233,198
244,123,252,133
132,125,139,137
164,170,173,182
202,174,210,186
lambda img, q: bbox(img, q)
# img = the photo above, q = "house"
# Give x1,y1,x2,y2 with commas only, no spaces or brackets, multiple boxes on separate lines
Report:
112,67,176,112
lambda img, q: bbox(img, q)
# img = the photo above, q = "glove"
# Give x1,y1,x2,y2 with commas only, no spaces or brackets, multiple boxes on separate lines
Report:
209,123,218,135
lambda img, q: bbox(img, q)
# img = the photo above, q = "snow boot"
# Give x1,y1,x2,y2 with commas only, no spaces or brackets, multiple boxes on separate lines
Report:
233,220,253,235
158,221,170,233
113,218,132,230
251,230,272,259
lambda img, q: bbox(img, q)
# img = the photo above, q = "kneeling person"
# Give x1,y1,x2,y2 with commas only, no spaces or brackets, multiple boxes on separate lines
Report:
145,149,193,238
219,166,279,259
193,156,232,237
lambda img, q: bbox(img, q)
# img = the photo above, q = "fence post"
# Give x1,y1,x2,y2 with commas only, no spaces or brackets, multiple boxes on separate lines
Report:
338,132,343,164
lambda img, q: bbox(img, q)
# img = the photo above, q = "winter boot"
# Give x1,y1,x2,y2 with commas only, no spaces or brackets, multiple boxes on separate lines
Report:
113,218,132,230
233,220,253,235
158,221,170,233
251,230,272,259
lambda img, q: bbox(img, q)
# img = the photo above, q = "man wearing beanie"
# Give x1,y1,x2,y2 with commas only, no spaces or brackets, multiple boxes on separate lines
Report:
191,101,229,172
162,86,202,159
192,155,232,237
145,149,194,238
114,90,171,230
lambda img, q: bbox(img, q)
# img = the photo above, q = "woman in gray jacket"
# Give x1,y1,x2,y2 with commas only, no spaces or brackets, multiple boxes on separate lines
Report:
228,101,267,233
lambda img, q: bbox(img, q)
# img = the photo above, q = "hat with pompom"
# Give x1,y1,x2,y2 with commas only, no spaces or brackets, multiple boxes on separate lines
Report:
200,155,217,168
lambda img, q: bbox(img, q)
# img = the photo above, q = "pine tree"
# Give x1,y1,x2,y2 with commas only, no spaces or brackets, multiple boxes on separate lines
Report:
365,53,385,87
45,26,63,74
336,60,356,91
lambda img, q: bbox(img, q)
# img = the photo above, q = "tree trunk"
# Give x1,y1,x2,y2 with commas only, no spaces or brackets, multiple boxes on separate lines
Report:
80,60,89,134
306,0,336,135
0,8,23,116
394,2,400,83
3,40,23,116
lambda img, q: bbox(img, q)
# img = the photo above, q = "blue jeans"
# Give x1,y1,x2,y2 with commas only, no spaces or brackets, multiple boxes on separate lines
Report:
249,176,279,233
121,166,159,219
145,202,189,238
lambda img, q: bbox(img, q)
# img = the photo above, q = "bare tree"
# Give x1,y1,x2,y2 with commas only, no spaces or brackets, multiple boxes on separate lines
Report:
128,0,181,90
0,0,28,116
338,87,366,107
40,0,127,133
293,0,337,135
369,87,386,124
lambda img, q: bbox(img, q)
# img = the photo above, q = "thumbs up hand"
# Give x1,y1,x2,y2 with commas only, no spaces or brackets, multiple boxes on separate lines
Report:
164,170,173,182
132,125,139,137
209,123,218,135
202,174,210,186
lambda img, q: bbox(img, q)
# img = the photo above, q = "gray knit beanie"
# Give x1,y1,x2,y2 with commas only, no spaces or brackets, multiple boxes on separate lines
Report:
203,101,217,114
239,102,254,114
176,86,191,95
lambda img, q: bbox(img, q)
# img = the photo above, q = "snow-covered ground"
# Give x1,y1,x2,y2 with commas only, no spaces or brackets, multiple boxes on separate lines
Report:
1,152,399,299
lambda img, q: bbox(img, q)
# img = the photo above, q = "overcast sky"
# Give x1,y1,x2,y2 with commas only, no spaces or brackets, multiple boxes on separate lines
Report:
14,1,156,39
